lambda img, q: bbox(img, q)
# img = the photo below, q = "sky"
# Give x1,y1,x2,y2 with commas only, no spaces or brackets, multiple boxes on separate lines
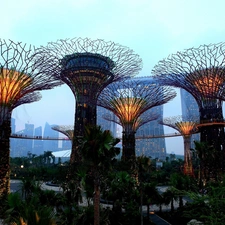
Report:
2,0,225,155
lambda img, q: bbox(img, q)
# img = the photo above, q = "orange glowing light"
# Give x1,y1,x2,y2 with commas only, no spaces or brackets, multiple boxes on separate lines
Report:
0,68,31,104
193,70,224,95
175,121,197,135
111,97,146,123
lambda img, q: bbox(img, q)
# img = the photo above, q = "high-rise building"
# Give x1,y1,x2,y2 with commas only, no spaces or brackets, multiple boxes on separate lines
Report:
135,105,166,160
24,123,34,154
97,76,168,160
180,89,200,148
10,123,34,157
33,126,43,155
61,139,72,150
11,118,16,133
97,107,117,137
10,118,17,157
43,122,59,152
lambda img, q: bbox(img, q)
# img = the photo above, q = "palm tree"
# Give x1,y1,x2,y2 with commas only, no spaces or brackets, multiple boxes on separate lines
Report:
80,125,120,225
134,155,152,225
163,187,178,212
102,170,136,210
169,173,196,207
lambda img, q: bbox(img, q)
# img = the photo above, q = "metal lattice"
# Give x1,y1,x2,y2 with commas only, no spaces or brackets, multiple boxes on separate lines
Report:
0,39,62,204
152,42,225,177
152,42,225,107
38,37,143,98
38,37,143,163
51,125,74,141
97,77,176,159
159,115,198,176
159,115,199,136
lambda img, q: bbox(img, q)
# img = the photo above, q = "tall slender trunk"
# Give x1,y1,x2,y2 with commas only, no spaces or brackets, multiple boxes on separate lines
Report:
183,135,194,176
140,188,143,225
147,204,150,221
179,196,183,207
171,199,174,212
71,100,97,163
94,176,100,225
0,110,11,215
122,129,136,160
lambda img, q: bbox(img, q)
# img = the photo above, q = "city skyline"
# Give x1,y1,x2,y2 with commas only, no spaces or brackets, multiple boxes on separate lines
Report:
3,0,225,154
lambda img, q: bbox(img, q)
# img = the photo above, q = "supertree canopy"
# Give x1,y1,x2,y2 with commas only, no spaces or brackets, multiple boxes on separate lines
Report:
39,37,143,163
97,77,177,160
0,39,62,209
52,125,74,141
152,42,225,174
159,115,199,176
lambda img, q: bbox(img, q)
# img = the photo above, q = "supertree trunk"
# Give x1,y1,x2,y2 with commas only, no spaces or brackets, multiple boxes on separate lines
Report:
183,135,194,176
70,100,97,163
122,128,136,160
199,102,225,174
152,42,225,182
98,78,176,162
40,38,143,165
0,109,11,213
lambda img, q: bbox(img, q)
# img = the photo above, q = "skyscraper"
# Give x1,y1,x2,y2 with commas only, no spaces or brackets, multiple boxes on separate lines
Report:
97,107,117,137
10,123,35,157
97,76,172,160
10,118,16,157
135,105,166,160
33,126,43,155
24,123,34,154
43,122,59,152
180,89,200,148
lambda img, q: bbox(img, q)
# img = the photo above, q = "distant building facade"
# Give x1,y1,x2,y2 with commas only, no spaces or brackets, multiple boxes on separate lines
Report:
180,89,200,148
132,77,167,160
11,122,34,157
135,105,166,160
33,126,44,155
10,122,60,157
97,107,117,137
43,122,59,152
10,76,169,159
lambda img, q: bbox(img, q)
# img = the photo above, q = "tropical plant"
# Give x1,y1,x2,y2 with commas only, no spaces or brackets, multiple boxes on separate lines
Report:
162,186,179,212
193,141,222,186
80,125,120,225
134,155,152,225
3,192,57,225
169,172,197,207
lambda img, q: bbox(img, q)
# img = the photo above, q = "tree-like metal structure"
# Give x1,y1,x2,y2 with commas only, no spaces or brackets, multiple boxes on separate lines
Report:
152,42,225,175
97,77,177,160
159,116,199,176
0,39,62,208
39,37,143,163
51,125,74,141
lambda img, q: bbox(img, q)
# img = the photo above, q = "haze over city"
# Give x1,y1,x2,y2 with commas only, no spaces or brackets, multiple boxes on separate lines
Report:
2,0,225,155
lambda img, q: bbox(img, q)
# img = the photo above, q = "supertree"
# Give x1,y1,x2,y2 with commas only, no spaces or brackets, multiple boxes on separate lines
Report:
0,39,62,208
39,37,143,163
51,125,74,141
152,42,225,176
159,115,199,176
97,77,177,160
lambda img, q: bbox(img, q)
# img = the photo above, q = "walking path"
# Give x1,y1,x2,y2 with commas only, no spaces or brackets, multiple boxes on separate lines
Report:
5,180,179,225
42,182,179,224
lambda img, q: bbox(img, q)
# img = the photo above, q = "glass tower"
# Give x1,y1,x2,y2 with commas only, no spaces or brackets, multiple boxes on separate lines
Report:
180,89,200,148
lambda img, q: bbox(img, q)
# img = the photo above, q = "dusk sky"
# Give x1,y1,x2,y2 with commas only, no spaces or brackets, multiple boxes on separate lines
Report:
2,0,225,155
